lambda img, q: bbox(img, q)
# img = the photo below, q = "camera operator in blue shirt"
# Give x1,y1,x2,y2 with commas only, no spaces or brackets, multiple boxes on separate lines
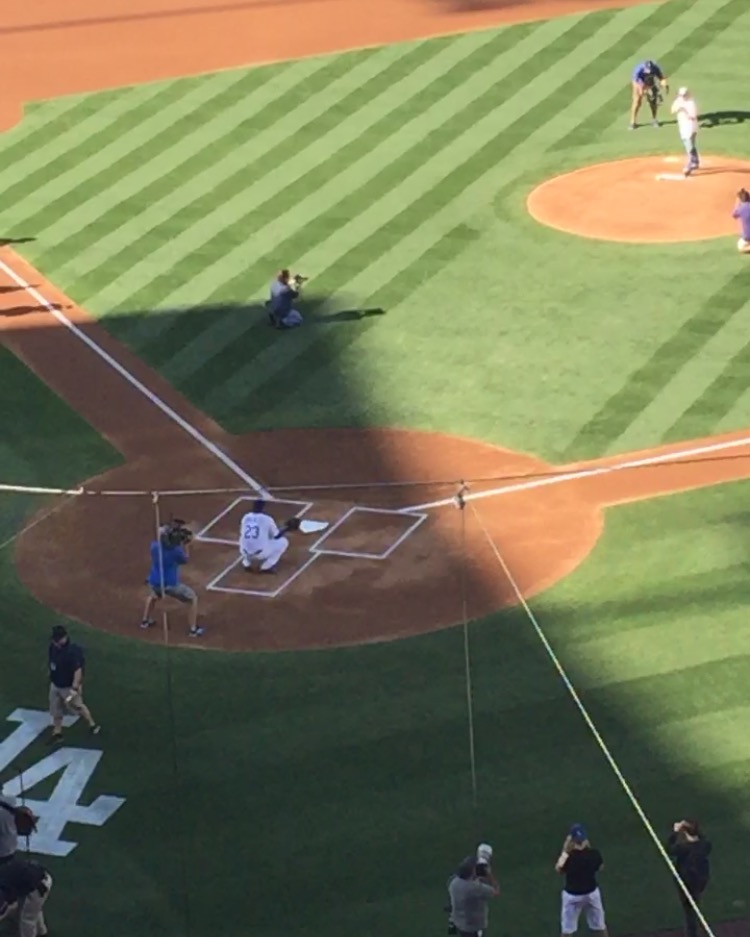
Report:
141,519,203,638
267,269,305,329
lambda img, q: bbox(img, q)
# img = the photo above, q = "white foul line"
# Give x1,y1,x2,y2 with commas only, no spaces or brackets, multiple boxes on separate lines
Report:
398,433,750,513
0,258,271,499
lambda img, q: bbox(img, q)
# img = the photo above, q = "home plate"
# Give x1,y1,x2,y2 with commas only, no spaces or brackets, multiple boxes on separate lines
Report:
656,172,687,180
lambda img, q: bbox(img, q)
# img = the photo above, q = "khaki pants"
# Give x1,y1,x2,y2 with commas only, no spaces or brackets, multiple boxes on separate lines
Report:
48,684,85,721
19,873,51,937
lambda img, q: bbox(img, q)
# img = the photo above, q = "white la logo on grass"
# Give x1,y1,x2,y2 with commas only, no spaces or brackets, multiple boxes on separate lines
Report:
0,708,125,857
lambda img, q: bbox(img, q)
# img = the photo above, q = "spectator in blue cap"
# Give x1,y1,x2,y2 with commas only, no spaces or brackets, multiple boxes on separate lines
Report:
555,823,608,937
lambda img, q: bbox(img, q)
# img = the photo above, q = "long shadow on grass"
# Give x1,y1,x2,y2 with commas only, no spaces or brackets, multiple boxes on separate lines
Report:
2,291,748,937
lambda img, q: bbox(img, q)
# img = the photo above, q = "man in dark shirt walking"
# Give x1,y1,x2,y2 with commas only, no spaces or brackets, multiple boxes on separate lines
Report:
667,819,712,937
555,823,609,937
47,625,101,745
0,855,53,937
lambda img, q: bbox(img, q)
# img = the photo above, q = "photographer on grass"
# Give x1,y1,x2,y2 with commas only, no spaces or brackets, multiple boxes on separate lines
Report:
141,519,203,638
447,844,499,937
267,269,307,329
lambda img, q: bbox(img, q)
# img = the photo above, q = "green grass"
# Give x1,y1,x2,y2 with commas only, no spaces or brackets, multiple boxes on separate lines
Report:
2,0,750,933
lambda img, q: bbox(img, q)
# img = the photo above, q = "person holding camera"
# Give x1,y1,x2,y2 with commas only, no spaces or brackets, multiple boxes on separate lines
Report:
141,520,203,637
447,845,499,937
47,625,101,746
667,819,712,937
555,824,608,937
267,269,305,329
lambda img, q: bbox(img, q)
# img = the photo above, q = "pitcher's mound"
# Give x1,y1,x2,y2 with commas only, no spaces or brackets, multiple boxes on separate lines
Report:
527,156,750,243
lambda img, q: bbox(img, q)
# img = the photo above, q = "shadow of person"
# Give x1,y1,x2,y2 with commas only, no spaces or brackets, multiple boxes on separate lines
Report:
0,237,36,247
699,110,750,128
311,307,386,324
1,303,63,317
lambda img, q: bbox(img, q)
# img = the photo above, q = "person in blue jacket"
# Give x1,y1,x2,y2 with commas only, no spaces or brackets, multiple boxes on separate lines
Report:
629,59,669,129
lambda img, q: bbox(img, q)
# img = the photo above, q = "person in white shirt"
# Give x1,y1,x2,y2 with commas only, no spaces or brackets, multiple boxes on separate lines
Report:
670,87,700,177
238,500,290,574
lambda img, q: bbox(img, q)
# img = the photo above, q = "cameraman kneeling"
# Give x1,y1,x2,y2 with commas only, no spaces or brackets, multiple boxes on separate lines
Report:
448,850,499,937
142,520,203,638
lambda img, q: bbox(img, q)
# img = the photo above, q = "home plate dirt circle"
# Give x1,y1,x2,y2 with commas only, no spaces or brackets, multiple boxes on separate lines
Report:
527,155,750,243
13,428,605,653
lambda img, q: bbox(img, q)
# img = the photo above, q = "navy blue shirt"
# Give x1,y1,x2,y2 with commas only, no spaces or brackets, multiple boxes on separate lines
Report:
269,279,298,314
48,640,85,689
0,858,47,903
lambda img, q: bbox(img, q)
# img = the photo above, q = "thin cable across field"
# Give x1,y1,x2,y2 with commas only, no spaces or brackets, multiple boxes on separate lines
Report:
468,501,716,937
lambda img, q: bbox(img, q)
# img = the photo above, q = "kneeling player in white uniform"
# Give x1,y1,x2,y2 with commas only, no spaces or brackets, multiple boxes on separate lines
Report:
239,499,289,574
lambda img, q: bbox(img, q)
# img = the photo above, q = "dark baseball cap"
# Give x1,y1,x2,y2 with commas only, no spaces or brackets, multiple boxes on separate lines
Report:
51,625,68,641
457,855,476,878
253,499,266,512
569,823,588,843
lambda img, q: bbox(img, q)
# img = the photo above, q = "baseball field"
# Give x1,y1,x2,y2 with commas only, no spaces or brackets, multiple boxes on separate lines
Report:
1,0,750,934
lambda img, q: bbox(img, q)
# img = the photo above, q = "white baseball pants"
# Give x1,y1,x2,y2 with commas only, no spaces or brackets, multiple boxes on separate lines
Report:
561,887,606,934
241,536,289,571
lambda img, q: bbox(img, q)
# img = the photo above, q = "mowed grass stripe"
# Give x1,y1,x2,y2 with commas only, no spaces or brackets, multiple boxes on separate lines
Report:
24,69,282,260
145,13,601,314
111,14,592,372
146,22,537,315
129,23,548,365
561,268,750,459
0,80,191,207
243,0,725,410
662,329,750,442
13,71,262,243
583,657,750,726
81,38,506,318
184,3,672,406
39,50,395,274
553,0,748,149
0,93,93,154
116,30,531,360
72,45,418,310
602,288,750,452
229,225,483,425
0,89,139,174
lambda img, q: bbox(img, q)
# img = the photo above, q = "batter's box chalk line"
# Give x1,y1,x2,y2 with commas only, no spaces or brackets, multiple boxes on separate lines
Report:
309,506,428,561
203,504,427,598
195,496,313,546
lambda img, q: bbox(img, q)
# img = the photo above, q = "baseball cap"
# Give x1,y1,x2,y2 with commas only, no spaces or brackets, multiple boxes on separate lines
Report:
457,855,477,878
678,86,689,96
252,498,266,512
569,823,588,843
51,624,68,641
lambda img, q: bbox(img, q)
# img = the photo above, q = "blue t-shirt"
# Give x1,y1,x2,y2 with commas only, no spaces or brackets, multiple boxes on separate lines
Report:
147,541,186,588
632,61,663,83
269,279,297,314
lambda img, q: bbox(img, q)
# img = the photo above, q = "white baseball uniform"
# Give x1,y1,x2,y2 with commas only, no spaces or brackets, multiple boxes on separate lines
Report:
239,511,289,571
561,887,606,934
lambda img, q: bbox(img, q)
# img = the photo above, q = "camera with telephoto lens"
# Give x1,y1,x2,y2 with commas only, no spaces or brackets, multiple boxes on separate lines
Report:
475,843,493,877
161,518,193,549
291,273,308,288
